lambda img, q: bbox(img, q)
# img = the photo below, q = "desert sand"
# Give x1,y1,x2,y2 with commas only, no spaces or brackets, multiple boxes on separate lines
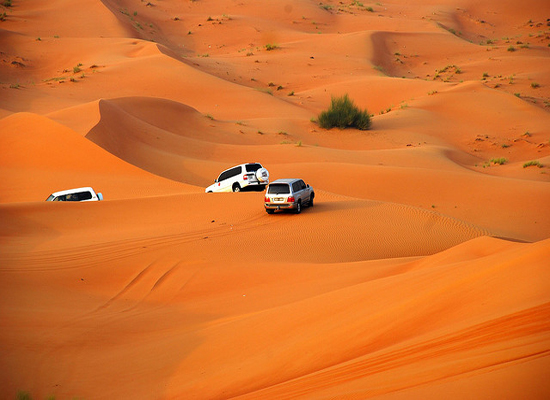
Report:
1,0,549,399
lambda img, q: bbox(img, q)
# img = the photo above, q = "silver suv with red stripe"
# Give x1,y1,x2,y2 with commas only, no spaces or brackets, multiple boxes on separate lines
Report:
264,179,314,214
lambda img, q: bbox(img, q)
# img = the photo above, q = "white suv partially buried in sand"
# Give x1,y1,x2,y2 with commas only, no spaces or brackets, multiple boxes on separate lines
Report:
46,187,103,202
205,163,269,193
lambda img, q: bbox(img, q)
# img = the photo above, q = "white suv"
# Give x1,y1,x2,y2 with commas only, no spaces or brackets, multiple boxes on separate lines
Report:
205,163,269,193
46,187,103,202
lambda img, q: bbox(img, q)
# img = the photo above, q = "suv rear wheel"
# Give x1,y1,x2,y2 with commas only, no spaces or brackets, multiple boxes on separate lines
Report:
295,200,302,214
232,183,241,192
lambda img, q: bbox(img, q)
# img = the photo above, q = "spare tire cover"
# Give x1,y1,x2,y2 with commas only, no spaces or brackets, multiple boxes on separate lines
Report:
256,167,269,182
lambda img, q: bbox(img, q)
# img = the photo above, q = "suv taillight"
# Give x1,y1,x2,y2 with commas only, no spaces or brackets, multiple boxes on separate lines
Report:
287,196,295,203
264,196,270,202
243,175,248,180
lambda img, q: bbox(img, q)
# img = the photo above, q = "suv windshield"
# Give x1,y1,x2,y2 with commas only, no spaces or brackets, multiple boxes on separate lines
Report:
245,163,262,172
268,183,290,194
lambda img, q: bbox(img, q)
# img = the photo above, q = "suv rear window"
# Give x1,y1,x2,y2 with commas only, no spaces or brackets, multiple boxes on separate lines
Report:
268,183,290,194
245,163,262,172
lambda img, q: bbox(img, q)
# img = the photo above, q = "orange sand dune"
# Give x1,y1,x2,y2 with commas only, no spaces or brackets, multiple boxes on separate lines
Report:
0,112,192,202
1,207,548,398
1,0,549,399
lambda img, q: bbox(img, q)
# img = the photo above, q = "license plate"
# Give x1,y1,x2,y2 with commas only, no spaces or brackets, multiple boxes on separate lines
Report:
274,197,284,202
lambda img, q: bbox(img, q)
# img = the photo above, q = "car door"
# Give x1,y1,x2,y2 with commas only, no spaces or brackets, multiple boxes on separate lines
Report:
215,169,231,192
219,166,241,192
292,181,304,204
228,166,243,191
296,180,309,203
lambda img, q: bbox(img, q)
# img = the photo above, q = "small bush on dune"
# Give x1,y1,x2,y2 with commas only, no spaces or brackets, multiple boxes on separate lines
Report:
16,392,32,400
16,391,57,400
523,160,543,168
490,157,507,165
318,94,372,130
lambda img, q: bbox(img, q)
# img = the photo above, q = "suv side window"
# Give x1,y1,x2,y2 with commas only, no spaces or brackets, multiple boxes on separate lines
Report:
78,191,92,201
292,182,301,193
217,166,242,182
299,180,306,190
218,171,229,182
229,166,242,178
219,167,237,182
219,166,241,182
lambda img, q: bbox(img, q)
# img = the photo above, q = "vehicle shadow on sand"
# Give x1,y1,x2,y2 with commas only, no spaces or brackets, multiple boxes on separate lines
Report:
263,198,374,216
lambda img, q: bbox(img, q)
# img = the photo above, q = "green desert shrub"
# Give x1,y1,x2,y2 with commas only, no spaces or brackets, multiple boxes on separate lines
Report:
490,157,507,165
16,392,32,400
523,160,543,168
318,94,372,130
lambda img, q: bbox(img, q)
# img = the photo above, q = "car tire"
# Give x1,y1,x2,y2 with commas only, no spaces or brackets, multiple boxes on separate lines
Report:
309,194,314,207
295,200,302,214
232,183,241,192
266,209,274,214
